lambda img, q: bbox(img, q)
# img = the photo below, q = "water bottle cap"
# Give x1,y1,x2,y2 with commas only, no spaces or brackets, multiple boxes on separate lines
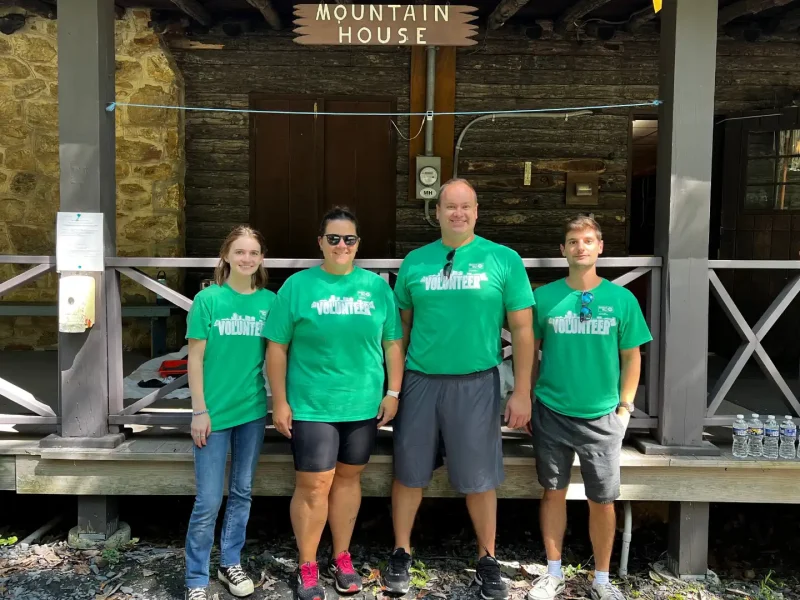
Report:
786,416,793,420
768,414,775,419
752,413,759,417
736,414,743,418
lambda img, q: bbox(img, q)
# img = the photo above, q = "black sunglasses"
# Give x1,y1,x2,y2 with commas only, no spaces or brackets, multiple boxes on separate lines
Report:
579,291,594,322
324,234,359,247
443,249,456,278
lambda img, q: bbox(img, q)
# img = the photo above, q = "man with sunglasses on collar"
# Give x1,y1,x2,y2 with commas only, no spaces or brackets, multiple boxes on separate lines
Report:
382,178,535,600
527,216,651,600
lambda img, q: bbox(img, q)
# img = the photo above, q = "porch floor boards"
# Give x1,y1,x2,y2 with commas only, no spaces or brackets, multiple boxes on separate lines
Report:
2,431,799,502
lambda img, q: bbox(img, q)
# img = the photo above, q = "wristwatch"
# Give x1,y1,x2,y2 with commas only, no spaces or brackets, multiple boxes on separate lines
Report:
386,390,400,399
618,401,634,414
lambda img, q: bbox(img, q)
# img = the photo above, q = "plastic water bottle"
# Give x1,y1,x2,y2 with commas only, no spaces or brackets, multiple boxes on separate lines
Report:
732,414,749,459
763,415,779,459
748,414,764,458
780,416,797,460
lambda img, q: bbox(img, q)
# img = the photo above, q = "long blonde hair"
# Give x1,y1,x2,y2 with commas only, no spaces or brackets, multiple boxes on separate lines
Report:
213,225,268,289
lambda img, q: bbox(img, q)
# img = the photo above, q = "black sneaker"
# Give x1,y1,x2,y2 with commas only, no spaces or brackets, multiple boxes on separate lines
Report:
185,588,208,600
297,561,327,600
474,554,509,600
382,548,412,595
328,550,362,593
218,564,255,597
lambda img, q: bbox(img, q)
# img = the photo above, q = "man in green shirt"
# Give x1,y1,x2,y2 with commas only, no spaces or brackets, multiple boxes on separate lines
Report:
382,178,535,600
527,216,652,600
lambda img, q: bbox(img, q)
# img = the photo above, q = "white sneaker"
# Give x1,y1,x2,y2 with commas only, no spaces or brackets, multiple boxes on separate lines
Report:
590,581,626,600
527,574,566,600
218,564,255,597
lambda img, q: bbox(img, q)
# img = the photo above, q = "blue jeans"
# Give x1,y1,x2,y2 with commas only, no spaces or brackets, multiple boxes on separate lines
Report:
184,417,266,588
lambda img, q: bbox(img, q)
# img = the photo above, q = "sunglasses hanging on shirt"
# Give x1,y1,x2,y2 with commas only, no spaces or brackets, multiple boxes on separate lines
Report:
443,249,456,278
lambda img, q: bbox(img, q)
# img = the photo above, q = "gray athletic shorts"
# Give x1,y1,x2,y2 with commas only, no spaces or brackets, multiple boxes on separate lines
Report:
392,367,504,494
531,400,624,504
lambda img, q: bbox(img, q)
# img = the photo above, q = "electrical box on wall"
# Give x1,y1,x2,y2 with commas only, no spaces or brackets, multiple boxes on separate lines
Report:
565,172,600,206
415,155,442,201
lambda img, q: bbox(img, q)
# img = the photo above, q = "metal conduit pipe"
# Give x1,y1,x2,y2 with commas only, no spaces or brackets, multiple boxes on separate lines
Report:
618,500,633,578
424,109,595,227
425,45,436,156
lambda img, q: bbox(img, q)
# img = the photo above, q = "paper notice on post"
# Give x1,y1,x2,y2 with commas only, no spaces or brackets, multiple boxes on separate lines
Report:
56,212,105,272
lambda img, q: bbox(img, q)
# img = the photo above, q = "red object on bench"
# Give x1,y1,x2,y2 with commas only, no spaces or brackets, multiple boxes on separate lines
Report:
158,359,187,378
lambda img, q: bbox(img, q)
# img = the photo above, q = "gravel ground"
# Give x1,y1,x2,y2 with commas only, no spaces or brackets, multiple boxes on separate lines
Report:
1,496,798,600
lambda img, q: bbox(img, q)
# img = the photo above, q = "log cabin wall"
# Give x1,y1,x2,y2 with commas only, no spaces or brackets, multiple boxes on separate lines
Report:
167,26,800,264
167,30,411,260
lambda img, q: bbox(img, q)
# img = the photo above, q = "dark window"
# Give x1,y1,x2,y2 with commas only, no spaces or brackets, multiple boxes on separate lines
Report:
743,129,800,211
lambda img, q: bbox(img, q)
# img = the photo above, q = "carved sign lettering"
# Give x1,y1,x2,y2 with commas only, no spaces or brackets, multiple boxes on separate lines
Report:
293,4,479,46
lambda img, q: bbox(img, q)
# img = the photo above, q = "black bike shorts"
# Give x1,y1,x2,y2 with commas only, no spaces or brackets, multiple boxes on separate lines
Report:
290,418,377,472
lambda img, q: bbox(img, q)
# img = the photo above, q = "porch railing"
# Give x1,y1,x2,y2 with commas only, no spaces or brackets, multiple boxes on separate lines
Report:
0,255,58,426
0,255,662,431
706,260,800,427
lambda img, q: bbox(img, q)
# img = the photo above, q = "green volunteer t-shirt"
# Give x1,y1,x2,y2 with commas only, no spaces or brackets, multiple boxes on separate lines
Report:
185,283,276,431
533,278,653,419
263,266,402,422
394,235,534,375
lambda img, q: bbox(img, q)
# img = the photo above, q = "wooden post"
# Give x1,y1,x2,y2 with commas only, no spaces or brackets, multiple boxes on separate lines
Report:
651,0,717,580
668,502,711,579
639,0,720,457
44,0,128,548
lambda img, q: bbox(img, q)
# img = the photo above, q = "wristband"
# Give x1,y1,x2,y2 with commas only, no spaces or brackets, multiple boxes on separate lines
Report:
193,409,208,416
386,390,400,399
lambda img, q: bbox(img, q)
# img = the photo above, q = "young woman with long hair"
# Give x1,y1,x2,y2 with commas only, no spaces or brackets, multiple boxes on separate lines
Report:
264,207,405,600
184,225,274,600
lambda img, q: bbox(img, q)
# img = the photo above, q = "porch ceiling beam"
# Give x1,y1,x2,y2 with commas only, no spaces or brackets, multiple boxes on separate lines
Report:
625,5,657,32
245,0,281,30
4,0,57,19
777,7,800,31
487,0,531,30
718,0,794,28
555,0,614,33
169,0,212,27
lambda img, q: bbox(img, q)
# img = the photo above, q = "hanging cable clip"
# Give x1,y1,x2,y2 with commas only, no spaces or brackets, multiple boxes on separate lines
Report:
426,110,434,122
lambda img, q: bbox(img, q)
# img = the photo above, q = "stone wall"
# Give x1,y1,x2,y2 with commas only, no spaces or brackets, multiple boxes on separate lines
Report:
0,9,185,351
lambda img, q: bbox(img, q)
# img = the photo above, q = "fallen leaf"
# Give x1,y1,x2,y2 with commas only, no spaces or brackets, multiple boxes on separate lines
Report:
512,580,529,589
142,569,154,577
649,571,663,583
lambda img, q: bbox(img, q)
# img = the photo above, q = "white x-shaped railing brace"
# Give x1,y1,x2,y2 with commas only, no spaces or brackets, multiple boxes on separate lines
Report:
707,270,800,418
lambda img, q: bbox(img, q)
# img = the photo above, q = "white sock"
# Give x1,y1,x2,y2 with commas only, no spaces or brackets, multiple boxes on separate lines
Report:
594,571,610,585
547,560,563,579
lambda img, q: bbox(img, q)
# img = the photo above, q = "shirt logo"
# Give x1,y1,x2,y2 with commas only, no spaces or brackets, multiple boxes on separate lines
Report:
214,313,264,336
420,270,488,291
548,311,617,336
311,295,375,316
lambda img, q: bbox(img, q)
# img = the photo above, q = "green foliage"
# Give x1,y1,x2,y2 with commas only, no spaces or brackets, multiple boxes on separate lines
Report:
410,559,430,588
0,536,17,546
101,548,121,565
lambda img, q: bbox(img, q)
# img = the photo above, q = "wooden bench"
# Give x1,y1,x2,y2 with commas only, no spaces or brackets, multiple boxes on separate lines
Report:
0,302,183,357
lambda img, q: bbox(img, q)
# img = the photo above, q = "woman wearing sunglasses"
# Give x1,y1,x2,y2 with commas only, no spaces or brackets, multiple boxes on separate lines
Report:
264,206,404,600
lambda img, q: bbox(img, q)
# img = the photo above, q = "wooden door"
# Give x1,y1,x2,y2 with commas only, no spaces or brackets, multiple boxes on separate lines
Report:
250,95,396,260
250,95,325,259
715,106,800,368
324,99,397,258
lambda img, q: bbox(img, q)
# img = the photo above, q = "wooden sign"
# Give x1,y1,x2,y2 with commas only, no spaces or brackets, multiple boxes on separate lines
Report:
293,4,479,46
